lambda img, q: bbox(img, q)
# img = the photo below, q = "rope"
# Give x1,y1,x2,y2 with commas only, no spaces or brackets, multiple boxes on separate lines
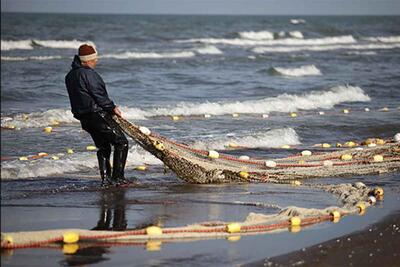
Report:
1,210,354,249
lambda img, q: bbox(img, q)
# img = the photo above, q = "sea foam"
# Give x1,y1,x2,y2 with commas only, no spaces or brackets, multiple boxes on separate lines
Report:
270,65,322,77
290,19,306,25
177,35,356,46
1,39,87,50
1,108,148,129
238,31,275,40
364,36,400,43
194,45,223,54
32,39,84,49
102,51,195,59
1,55,63,61
0,145,160,179
288,31,304,39
0,127,298,179
1,40,33,51
192,128,300,150
134,85,370,117
253,43,400,53
2,85,370,129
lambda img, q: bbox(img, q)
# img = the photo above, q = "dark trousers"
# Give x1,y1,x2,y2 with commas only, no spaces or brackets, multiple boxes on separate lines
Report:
80,111,128,181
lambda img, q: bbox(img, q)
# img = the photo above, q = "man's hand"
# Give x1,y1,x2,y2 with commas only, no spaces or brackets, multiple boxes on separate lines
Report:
113,106,123,117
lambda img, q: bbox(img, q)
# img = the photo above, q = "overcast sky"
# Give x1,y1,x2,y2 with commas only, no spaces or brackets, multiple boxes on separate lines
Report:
2,0,400,15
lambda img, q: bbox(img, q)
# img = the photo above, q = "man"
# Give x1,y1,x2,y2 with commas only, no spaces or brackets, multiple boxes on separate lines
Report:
65,43,129,186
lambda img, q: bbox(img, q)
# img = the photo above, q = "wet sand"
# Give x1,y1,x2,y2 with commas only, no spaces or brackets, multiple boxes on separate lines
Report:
1,173,400,266
247,211,400,267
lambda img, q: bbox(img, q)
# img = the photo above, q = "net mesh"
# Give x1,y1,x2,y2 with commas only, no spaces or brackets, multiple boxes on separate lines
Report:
114,116,400,184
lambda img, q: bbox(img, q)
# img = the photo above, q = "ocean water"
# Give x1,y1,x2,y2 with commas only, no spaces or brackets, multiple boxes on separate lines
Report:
1,13,400,266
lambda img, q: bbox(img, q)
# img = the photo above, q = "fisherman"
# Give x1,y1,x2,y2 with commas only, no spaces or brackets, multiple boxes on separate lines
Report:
65,43,129,186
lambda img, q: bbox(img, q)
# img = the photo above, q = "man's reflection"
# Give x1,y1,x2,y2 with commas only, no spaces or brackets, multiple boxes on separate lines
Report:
92,188,128,231
60,188,127,266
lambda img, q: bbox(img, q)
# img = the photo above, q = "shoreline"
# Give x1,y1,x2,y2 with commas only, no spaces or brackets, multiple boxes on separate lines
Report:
246,210,400,267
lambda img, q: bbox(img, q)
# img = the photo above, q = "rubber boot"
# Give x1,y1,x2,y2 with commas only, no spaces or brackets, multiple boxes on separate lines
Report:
112,143,129,185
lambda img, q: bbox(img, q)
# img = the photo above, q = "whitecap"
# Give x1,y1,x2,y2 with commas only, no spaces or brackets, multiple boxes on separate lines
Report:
290,19,306,25
2,86,370,129
1,55,63,61
0,145,160,179
102,51,195,59
1,107,148,129
194,45,223,55
346,51,377,55
238,31,274,40
140,85,370,116
32,39,85,49
270,65,322,77
288,31,304,39
177,35,356,46
193,128,300,150
253,43,400,53
364,36,400,43
1,40,33,51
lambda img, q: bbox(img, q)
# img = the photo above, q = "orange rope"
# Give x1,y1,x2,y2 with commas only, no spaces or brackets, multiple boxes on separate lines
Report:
1,212,345,249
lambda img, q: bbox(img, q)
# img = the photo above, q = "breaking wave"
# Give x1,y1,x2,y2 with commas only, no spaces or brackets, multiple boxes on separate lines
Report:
364,36,400,43
177,35,355,46
101,46,222,59
346,51,377,56
253,43,400,53
1,108,148,129
1,48,222,62
129,85,370,117
1,85,370,129
0,145,160,180
32,39,84,49
238,31,274,40
1,40,34,51
288,31,304,39
238,30,303,40
194,45,223,54
270,65,322,77
1,55,63,61
193,128,300,150
1,127,299,179
1,39,87,50
290,19,306,25
102,51,195,59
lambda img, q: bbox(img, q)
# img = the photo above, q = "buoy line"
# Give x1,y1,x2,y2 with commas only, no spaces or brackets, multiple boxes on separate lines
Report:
1,182,384,250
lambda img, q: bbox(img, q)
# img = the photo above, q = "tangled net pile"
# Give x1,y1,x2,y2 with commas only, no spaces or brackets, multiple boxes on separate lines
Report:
1,117,399,250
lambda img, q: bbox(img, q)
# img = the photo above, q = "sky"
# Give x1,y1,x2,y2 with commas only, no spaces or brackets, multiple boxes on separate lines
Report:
1,0,400,15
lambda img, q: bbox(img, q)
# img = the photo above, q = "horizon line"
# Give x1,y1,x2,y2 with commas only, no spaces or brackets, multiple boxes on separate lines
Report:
1,11,400,16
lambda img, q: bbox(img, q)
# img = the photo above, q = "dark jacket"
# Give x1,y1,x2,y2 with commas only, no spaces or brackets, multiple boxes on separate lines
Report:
65,56,116,119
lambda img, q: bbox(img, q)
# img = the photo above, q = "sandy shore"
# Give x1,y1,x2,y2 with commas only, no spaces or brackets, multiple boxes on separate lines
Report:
246,211,400,267
2,176,400,266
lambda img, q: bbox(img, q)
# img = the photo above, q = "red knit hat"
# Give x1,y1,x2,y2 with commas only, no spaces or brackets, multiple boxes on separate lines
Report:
78,43,98,62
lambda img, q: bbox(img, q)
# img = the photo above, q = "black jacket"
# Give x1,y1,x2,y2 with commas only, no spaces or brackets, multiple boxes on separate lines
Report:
65,56,116,119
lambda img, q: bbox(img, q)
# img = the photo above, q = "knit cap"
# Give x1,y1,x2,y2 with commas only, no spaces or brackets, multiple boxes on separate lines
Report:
78,43,98,62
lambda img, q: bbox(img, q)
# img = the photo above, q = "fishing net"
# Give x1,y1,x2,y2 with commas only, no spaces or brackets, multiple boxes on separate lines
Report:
113,116,400,184
1,116,398,249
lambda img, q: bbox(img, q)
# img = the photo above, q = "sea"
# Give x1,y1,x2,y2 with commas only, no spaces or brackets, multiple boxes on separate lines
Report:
1,13,400,266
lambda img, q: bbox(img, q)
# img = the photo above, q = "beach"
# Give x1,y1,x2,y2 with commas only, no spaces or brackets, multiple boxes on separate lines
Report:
1,172,400,266
248,211,400,267
1,13,400,266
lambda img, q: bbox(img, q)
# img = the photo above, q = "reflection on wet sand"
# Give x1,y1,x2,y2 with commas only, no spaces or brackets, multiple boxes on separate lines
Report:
60,188,159,266
92,188,128,232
